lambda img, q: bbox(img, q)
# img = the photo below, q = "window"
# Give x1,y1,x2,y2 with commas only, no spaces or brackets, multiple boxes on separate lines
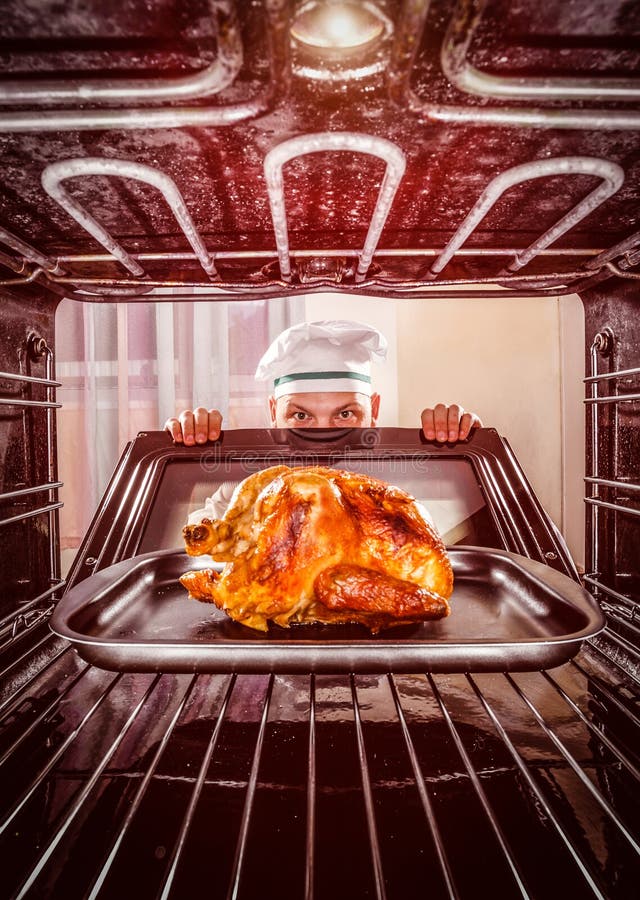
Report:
138,455,501,554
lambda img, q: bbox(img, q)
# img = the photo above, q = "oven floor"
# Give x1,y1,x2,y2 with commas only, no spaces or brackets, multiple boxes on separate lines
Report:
0,631,639,899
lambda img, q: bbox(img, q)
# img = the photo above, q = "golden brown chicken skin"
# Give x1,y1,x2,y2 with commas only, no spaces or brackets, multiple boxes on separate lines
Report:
181,465,453,633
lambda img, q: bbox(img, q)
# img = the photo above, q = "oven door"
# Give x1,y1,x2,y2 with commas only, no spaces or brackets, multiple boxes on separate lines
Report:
49,425,605,675
65,425,577,587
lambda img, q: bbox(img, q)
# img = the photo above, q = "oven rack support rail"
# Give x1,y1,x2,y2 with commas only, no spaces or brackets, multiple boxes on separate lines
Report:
584,328,640,658
0,337,65,648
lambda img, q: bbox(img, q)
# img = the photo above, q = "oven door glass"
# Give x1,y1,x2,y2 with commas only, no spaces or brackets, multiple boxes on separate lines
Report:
137,456,502,553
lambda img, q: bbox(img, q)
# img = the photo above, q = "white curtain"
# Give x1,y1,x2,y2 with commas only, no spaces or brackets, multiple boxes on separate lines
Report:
55,296,304,570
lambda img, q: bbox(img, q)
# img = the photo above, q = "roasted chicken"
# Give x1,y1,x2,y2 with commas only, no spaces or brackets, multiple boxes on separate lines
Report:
180,465,453,633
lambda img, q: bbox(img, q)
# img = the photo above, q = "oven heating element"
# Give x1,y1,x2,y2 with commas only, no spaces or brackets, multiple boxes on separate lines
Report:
0,150,638,300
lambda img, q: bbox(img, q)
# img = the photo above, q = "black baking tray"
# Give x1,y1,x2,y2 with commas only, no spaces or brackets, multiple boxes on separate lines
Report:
50,547,605,673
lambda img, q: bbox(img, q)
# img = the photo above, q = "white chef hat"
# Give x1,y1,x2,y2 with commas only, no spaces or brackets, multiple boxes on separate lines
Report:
255,320,388,399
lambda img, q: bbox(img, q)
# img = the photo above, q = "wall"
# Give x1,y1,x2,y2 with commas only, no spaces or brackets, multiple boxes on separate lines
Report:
396,293,585,567
303,293,399,425
304,291,585,567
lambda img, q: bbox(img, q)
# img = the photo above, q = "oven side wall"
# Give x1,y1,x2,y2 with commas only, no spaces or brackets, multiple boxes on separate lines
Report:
0,289,59,621
582,277,640,640
396,293,586,567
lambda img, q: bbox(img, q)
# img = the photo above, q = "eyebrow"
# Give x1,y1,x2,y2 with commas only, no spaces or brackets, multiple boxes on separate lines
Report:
284,402,313,414
284,401,362,415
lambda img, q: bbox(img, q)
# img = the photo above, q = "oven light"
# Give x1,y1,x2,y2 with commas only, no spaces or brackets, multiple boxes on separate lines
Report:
291,1,386,53
290,0,393,81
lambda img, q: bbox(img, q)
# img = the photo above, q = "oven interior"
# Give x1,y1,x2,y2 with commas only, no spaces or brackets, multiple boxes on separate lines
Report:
1,1,639,896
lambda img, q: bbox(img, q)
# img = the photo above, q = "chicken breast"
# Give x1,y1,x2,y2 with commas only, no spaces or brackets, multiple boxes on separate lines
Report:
180,465,453,633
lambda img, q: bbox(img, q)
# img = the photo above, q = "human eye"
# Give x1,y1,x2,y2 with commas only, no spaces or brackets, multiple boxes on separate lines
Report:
338,409,357,420
290,411,310,422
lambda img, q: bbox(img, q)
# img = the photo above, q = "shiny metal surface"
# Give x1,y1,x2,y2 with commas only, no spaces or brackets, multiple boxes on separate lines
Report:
0,396,62,408
0,501,64,529
582,283,639,676
0,1,638,300
0,225,63,274
0,330,64,643
441,0,640,102
584,367,640,384
388,0,640,130
0,642,638,898
263,133,406,283
585,477,640,494
41,158,219,279
0,482,63,501
1,149,630,296
585,394,640,404
0,0,242,106
428,157,624,278
0,0,290,132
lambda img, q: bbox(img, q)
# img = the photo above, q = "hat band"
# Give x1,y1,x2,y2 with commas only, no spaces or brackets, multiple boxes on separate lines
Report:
274,370,371,388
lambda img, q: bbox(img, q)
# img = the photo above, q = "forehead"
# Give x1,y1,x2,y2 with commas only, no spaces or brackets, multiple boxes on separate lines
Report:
277,391,370,411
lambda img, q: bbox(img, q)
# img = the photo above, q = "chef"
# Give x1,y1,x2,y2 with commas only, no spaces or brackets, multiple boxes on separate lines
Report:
164,319,482,445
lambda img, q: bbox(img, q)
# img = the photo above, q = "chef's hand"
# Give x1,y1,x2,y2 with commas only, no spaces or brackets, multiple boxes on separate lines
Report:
421,404,482,443
164,407,223,444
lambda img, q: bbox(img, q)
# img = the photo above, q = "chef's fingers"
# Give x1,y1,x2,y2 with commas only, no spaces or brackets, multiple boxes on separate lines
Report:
458,413,482,441
420,408,436,441
207,409,223,441
447,404,463,441
164,417,183,443
193,407,210,444
458,411,482,440
433,403,449,442
422,405,482,442
421,405,450,442
179,409,196,445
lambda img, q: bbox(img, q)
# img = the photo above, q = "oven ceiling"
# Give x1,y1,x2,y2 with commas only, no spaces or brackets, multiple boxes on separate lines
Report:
0,0,638,299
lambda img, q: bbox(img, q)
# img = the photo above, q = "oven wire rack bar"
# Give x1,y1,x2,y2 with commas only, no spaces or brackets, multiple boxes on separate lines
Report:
0,657,638,898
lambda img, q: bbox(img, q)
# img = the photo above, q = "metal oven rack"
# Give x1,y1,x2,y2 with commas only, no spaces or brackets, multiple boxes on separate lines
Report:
1,651,639,898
